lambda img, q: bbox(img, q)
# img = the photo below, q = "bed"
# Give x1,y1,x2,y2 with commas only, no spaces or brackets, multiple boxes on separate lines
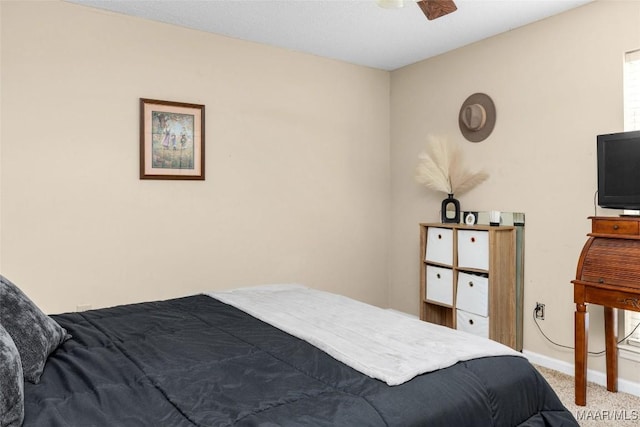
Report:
1,278,577,427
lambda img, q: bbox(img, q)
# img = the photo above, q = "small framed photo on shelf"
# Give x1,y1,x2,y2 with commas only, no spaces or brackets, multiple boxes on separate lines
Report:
140,98,205,180
464,211,478,225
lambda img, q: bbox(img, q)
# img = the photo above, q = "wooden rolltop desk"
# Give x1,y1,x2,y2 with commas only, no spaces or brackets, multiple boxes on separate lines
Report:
572,216,640,405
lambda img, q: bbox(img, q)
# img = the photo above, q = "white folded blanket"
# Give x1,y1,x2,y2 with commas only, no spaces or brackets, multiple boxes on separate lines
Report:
207,285,523,386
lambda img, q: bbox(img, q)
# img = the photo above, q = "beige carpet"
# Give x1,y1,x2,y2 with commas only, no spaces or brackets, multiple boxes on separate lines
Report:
535,365,640,426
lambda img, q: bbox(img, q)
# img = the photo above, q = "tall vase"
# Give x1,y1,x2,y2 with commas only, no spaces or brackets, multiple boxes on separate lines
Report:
441,193,460,223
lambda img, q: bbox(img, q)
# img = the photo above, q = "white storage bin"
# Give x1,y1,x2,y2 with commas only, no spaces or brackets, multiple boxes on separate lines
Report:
425,227,453,265
457,229,489,270
456,272,489,317
425,265,454,306
456,310,489,339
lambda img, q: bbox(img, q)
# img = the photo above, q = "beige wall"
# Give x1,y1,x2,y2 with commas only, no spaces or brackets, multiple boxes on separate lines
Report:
0,1,390,313
389,0,640,383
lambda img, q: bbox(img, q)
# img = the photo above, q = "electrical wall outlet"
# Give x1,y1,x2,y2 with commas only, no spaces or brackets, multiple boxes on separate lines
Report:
76,304,92,312
535,302,545,320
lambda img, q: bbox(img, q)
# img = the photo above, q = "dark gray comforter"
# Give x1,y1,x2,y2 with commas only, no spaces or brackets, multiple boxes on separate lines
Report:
23,295,577,426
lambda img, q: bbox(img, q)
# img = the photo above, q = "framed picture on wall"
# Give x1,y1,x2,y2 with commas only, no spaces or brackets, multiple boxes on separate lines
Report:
140,98,205,180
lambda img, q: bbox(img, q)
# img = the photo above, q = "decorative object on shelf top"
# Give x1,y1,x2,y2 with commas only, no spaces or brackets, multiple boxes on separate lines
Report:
415,135,489,197
459,93,496,143
473,211,525,227
441,194,461,224
415,135,489,223
489,210,501,226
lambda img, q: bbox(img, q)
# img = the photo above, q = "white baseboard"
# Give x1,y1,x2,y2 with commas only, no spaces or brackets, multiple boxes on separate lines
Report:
524,350,640,399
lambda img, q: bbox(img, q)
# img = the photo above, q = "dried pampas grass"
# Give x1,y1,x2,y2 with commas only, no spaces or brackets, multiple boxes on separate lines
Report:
415,135,488,196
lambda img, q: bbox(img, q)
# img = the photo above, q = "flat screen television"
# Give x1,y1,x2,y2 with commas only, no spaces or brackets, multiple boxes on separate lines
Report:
597,130,640,211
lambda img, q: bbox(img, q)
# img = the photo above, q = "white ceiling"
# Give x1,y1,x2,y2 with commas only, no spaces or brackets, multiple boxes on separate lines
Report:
67,0,593,70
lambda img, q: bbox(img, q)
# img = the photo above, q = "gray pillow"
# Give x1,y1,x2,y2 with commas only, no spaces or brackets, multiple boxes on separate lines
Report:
0,323,24,427
0,275,70,384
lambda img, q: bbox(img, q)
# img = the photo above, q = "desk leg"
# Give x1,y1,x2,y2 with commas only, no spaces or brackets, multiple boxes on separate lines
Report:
604,306,618,393
575,303,588,406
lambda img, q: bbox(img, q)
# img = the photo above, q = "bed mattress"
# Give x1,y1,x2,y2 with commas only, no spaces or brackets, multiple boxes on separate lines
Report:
23,295,577,426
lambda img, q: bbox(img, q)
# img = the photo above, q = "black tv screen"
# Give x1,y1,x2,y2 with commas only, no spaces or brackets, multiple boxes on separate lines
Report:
597,130,640,210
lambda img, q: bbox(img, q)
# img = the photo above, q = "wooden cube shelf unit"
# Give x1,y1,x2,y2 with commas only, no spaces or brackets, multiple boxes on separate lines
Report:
419,223,523,351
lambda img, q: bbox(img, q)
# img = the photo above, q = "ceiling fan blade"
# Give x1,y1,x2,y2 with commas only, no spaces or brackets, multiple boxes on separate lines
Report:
417,0,457,21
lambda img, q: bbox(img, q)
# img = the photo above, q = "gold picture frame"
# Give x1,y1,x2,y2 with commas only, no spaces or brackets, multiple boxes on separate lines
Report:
140,98,205,180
